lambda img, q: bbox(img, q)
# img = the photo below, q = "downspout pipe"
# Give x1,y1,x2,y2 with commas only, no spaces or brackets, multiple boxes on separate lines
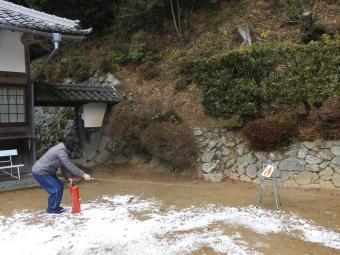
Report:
30,32,61,163
32,32,61,82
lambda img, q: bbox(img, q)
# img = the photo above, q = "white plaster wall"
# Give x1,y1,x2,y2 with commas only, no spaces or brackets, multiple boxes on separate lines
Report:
0,30,26,72
83,103,107,128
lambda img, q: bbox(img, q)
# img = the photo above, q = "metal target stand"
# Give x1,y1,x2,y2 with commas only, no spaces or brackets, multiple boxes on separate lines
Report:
256,163,281,210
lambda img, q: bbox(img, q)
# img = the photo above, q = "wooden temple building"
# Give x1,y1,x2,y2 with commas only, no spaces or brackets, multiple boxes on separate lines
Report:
0,0,118,174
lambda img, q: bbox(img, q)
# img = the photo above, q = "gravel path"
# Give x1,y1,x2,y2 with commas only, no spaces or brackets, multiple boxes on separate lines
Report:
0,174,39,192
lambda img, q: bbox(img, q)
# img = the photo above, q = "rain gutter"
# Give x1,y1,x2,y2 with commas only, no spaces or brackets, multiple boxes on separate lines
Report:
0,24,87,41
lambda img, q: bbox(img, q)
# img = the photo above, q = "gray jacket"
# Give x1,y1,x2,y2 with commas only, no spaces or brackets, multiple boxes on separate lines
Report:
32,142,84,177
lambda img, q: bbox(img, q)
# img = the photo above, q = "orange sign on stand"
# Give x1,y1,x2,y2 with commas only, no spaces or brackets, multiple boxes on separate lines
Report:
256,163,281,210
261,164,275,178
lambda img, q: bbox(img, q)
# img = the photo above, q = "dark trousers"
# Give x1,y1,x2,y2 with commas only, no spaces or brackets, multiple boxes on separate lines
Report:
32,173,64,213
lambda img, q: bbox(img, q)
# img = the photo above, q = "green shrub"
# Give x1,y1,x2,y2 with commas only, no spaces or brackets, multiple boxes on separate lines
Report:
149,109,181,124
192,41,340,124
128,32,157,63
110,32,157,65
281,0,306,23
301,21,329,44
193,45,279,123
111,50,130,65
241,113,298,150
111,32,159,66
270,42,339,111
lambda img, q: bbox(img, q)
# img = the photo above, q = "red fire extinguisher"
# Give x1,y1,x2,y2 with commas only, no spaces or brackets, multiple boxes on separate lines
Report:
70,180,81,213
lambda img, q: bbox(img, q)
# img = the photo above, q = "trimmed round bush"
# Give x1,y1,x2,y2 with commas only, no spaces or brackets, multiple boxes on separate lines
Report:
111,100,197,169
317,97,340,140
111,102,148,150
241,113,298,150
192,41,340,123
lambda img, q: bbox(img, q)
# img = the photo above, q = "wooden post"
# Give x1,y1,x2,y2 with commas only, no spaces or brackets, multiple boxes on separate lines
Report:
75,105,86,160
94,104,112,154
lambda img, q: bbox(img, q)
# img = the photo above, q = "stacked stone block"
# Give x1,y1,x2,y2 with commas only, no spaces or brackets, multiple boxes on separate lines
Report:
195,128,340,188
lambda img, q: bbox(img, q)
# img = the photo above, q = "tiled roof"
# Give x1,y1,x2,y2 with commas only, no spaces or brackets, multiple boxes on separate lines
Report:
0,0,91,35
35,83,119,106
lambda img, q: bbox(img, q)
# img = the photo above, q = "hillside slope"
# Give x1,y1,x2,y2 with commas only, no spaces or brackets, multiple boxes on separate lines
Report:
40,0,340,129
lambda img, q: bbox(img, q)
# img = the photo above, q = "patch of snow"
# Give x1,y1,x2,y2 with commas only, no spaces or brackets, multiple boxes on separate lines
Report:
0,195,339,255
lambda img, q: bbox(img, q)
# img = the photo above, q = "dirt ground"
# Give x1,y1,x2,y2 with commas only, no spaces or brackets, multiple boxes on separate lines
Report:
1,162,339,255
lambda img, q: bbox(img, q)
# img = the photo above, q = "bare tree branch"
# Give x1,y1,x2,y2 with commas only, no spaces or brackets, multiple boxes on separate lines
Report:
169,0,180,36
176,0,181,35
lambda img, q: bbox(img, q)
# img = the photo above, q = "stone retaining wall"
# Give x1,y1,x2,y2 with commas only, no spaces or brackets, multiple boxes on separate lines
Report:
35,107,75,154
194,128,340,189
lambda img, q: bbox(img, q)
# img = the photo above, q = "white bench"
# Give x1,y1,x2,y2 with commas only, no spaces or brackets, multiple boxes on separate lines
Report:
0,149,24,180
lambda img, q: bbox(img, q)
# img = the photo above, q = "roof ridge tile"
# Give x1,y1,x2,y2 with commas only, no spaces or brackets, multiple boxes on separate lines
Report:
0,0,77,27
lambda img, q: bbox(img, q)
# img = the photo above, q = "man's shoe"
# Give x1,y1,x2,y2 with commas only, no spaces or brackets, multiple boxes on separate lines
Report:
56,206,65,212
54,208,65,214
47,208,65,214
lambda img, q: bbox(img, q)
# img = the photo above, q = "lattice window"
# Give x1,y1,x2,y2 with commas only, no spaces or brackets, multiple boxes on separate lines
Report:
0,87,25,123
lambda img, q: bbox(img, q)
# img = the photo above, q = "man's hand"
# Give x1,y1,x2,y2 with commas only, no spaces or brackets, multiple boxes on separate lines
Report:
82,173,92,181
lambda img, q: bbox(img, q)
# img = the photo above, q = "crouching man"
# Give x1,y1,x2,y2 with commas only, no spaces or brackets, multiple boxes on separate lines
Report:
32,135,91,214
